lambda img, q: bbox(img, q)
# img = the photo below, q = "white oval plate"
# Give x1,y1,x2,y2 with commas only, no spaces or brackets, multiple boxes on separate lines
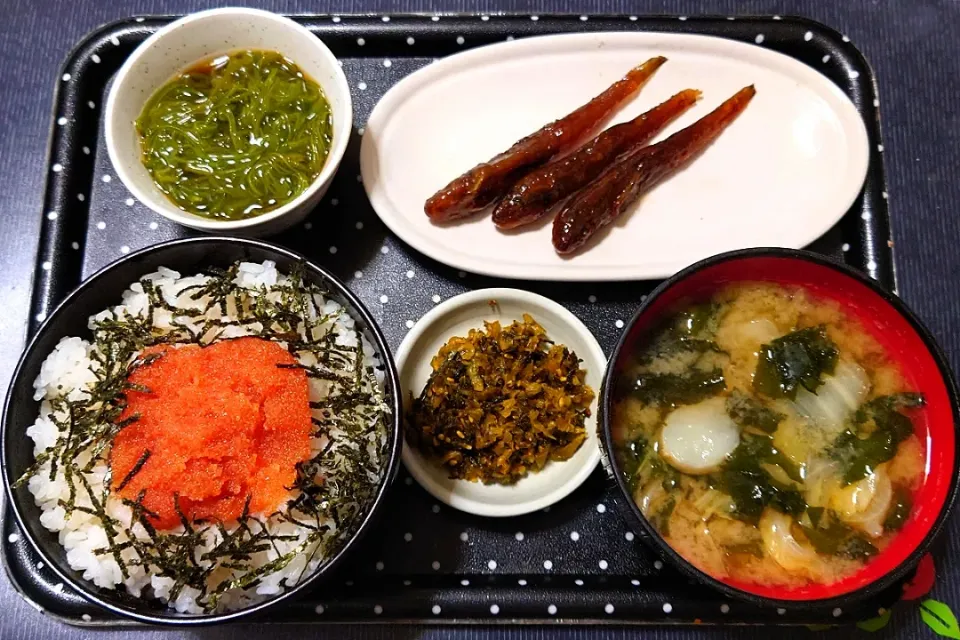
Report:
396,289,605,517
361,32,870,281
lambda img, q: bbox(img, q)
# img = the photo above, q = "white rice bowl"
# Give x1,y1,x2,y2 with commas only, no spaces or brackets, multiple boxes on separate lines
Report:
23,261,390,614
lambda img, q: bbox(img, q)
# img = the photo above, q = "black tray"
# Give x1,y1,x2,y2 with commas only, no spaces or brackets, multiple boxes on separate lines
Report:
5,13,902,627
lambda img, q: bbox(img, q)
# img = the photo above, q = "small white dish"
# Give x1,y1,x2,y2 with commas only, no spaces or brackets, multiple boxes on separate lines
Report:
397,288,606,517
105,8,352,236
361,31,870,281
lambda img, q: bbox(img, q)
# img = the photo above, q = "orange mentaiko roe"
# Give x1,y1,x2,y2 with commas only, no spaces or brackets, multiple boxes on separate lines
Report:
110,337,312,530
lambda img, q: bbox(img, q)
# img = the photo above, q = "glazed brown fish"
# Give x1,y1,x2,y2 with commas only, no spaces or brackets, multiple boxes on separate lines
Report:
424,57,668,223
552,85,756,255
492,89,702,230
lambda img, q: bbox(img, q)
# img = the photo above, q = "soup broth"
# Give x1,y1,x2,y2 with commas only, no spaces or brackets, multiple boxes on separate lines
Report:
613,282,926,590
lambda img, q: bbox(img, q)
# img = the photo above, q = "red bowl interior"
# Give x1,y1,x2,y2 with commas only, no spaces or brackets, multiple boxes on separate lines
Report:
616,254,957,602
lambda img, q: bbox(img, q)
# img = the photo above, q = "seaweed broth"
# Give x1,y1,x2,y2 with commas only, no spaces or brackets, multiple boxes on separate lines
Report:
136,50,333,221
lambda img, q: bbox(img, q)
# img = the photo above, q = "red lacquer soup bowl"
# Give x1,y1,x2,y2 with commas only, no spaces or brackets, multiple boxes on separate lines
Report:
600,248,959,608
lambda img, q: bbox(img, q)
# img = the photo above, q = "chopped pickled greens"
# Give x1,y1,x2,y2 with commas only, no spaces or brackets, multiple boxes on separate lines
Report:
406,315,594,485
137,50,333,220
725,389,785,433
829,392,925,484
753,326,839,399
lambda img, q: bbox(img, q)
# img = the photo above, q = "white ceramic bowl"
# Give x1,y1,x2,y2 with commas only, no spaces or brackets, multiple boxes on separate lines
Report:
105,8,352,236
397,288,606,517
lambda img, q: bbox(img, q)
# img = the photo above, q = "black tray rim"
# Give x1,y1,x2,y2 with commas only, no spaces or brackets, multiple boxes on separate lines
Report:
5,11,896,628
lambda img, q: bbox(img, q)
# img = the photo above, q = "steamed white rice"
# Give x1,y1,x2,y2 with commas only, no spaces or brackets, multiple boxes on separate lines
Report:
25,261,388,613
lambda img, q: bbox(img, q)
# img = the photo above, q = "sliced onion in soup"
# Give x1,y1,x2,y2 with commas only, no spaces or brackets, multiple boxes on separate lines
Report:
760,508,820,575
790,359,870,435
831,466,893,538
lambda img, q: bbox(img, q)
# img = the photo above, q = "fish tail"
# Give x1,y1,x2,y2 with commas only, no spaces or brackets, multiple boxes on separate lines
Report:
651,85,755,167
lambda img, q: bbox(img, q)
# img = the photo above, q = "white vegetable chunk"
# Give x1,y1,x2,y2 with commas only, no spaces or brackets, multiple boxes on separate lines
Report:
760,508,820,574
803,457,843,508
738,318,780,348
790,359,870,435
659,398,740,475
831,466,893,538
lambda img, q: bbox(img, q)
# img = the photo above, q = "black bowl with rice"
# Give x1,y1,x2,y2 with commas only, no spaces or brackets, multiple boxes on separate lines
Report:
1,237,402,625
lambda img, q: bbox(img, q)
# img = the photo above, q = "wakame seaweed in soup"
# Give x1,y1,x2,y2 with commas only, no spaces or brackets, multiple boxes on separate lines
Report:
136,50,333,220
613,282,926,590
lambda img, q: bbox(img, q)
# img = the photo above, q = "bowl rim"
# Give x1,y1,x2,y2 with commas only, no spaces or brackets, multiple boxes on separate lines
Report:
396,287,604,517
599,246,960,609
0,236,403,625
104,7,353,231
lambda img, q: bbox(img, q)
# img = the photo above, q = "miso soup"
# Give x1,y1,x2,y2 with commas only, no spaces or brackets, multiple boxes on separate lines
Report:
613,282,926,589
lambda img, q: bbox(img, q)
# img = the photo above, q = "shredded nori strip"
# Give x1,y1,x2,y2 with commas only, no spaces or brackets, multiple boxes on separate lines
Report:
19,261,390,611
115,449,151,492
